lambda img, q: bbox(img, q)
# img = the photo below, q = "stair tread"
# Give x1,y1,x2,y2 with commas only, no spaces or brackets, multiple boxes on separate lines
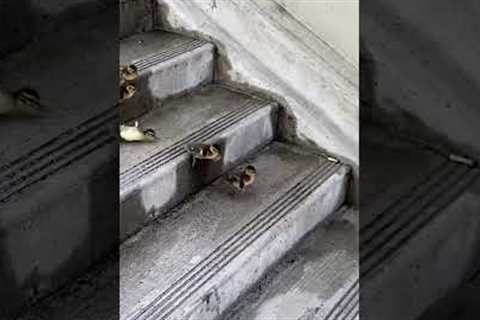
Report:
222,208,358,320
120,142,349,319
120,84,271,180
120,31,210,69
0,8,116,174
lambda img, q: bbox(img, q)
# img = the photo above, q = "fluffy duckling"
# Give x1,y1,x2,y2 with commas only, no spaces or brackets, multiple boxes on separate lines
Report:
119,84,136,103
0,87,44,116
120,64,138,84
120,121,156,142
227,165,257,192
185,143,222,167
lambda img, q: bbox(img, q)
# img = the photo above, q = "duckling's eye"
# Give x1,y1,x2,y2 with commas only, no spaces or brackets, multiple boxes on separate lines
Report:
144,129,156,137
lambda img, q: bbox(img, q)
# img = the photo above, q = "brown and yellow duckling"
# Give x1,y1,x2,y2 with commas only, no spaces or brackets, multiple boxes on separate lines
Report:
120,121,156,142
119,83,137,103
119,64,138,104
120,64,138,84
185,143,222,168
227,165,257,192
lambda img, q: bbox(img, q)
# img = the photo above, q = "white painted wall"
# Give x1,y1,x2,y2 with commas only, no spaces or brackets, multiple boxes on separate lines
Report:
276,0,359,68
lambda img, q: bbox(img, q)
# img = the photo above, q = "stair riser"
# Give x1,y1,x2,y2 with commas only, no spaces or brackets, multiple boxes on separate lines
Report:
362,191,480,320
180,168,349,320
120,0,155,39
120,44,215,121
120,105,278,239
0,145,117,319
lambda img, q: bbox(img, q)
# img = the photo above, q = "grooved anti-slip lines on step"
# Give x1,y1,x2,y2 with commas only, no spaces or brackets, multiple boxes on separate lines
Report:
132,39,206,72
361,163,479,278
324,280,359,320
120,100,270,187
126,161,342,320
0,108,117,204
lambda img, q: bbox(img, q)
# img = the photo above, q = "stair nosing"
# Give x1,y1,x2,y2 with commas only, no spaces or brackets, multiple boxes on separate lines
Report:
361,166,479,278
324,279,359,320
120,99,272,190
132,39,208,72
126,160,344,320
0,108,116,204
360,159,452,236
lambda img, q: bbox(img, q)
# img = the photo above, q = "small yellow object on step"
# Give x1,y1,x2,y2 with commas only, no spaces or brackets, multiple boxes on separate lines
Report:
120,121,156,142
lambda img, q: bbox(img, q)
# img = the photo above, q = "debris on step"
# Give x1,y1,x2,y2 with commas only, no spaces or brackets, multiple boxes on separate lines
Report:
448,153,477,168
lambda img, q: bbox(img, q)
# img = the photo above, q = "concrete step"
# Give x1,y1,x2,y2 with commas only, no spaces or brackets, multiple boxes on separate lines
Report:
0,6,116,171
15,257,117,320
0,139,117,319
418,266,480,320
0,7,118,318
120,0,156,39
221,207,359,320
361,127,480,320
120,142,350,320
119,31,214,121
120,84,278,239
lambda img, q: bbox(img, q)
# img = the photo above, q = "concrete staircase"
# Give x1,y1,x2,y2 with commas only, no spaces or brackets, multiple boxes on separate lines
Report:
360,125,480,320
15,7,357,320
118,25,355,320
0,3,117,318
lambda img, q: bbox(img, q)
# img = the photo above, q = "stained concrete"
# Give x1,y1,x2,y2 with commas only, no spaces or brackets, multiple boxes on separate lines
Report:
361,125,480,320
120,84,278,239
120,0,156,39
119,31,214,121
221,208,358,320
120,142,349,320
361,0,480,161
155,0,358,182
0,3,117,168
0,2,118,318
15,256,118,320
419,270,480,320
0,142,117,318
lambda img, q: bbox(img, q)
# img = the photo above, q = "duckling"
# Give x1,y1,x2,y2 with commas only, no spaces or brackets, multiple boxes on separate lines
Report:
119,84,136,103
185,143,222,168
120,121,156,142
120,64,138,84
0,87,44,116
227,165,257,192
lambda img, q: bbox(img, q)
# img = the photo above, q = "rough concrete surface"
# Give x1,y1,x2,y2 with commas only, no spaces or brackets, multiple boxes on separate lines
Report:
120,84,278,238
221,208,358,320
361,125,480,320
120,0,156,39
119,31,214,121
155,0,358,172
0,3,118,318
419,270,480,320
362,0,480,160
120,142,349,320
0,142,117,319
0,3,117,168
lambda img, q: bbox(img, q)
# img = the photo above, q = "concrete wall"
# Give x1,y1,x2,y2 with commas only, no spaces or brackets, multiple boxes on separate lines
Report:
276,0,359,68
362,0,480,161
156,0,359,202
